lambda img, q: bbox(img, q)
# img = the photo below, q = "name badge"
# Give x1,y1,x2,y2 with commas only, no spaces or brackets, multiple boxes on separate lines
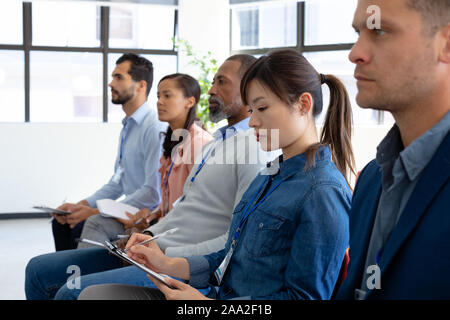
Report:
112,166,124,184
214,241,235,285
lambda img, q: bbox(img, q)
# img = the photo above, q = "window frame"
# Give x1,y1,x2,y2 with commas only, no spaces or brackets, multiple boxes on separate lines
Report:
229,1,384,124
0,2,179,123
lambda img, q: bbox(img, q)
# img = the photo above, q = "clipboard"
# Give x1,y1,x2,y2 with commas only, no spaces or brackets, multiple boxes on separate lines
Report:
103,240,175,289
33,206,70,215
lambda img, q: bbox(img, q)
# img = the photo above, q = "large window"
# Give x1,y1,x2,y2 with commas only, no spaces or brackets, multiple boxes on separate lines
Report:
0,1,22,45
230,0,390,126
0,1,178,123
232,1,297,50
0,51,24,122
30,52,103,123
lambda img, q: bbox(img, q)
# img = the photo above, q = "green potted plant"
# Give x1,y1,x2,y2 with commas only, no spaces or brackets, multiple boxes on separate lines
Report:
173,38,219,132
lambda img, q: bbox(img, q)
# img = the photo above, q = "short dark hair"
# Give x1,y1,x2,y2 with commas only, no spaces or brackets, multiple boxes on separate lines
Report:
116,53,154,97
407,0,450,35
225,54,257,79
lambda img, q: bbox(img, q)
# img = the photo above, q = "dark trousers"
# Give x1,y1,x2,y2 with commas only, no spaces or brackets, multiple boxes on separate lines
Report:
51,219,85,251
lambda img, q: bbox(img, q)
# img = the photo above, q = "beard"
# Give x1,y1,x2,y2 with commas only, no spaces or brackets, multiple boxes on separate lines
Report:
111,85,135,105
208,95,240,123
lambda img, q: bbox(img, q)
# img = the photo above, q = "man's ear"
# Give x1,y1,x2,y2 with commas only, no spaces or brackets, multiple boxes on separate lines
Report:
138,80,147,94
295,92,313,116
437,25,450,63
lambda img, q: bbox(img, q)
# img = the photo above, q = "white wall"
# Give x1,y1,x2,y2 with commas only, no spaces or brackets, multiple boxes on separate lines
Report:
351,125,390,175
0,123,121,213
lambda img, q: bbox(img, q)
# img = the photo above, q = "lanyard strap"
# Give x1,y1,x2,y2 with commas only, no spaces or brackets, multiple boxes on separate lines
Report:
163,162,175,189
190,142,215,184
231,175,284,248
213,174,284,285
190,129,233,185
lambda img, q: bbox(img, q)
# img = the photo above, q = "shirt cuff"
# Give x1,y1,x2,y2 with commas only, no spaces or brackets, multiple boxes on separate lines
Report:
185,255,211,288
84,197,97,208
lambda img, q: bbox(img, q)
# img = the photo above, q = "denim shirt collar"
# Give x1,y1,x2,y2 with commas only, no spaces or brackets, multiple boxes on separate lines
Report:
376,111,450,185
213,117,250,141
263,145,332,180
122,102,150,126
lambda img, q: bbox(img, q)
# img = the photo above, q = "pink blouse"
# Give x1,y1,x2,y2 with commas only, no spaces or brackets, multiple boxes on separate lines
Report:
158,123,213,216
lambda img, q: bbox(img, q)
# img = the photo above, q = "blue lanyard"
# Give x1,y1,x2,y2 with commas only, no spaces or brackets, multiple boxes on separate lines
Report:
231,175,284,248
191,128,234,185
190,145,214,184
163,162,175,189
376,248,383,265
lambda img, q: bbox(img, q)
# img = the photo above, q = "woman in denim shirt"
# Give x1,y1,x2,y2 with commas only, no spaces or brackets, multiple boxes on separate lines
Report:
79,49,355,300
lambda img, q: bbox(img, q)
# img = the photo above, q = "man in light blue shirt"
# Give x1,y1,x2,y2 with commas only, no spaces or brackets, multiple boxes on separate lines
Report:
51,54,165,251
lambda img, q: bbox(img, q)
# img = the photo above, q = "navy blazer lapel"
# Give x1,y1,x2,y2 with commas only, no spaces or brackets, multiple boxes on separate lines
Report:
344,161,382,289
377,133,450,278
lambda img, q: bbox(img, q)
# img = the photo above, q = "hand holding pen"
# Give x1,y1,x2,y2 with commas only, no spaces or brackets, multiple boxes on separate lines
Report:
123,227,178,253
123,231,177,274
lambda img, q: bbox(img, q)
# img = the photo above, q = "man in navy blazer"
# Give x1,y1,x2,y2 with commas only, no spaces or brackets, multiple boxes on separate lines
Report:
337,0,450,299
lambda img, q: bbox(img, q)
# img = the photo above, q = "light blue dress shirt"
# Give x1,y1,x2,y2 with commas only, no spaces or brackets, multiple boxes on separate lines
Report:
85,102,166,210
213,117,250,141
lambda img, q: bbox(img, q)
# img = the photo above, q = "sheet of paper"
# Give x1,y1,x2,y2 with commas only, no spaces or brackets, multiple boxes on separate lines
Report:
96,199,140,220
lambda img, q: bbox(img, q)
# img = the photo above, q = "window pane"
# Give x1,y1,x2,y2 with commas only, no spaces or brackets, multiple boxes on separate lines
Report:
30,52,103,122
32,1,100,47
0,1,22,45
303,50,379,125
109,4,175,50
232,2,297,50
305,0,358,45
107,54,177,123
0,51,24,122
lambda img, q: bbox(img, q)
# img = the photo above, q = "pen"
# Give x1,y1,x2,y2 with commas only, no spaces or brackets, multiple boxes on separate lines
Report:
134,209,157,225
123,227,179,253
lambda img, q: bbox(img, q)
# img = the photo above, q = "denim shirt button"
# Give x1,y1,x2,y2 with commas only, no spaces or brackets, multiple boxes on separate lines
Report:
259,222,264,228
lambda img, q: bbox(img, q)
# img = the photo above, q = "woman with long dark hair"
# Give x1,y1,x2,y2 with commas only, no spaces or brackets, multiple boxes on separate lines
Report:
124,73,213,228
